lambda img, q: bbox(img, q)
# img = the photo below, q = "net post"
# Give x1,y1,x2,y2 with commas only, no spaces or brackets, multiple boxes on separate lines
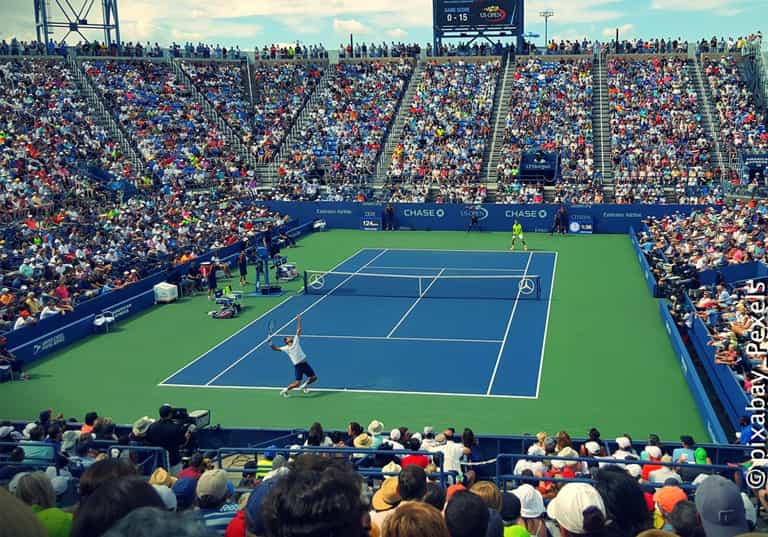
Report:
303,271,308,293
419,277,423,296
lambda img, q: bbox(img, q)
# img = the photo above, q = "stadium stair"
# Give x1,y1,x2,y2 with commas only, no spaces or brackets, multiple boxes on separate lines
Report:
373,58,425,195
689,52,729,178
591,50,614,200
257,64,333,186
483,52,515,202
171,60,258,169
68,57,149,182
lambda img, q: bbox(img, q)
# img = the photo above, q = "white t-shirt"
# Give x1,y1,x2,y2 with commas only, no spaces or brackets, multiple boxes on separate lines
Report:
280,336,306,365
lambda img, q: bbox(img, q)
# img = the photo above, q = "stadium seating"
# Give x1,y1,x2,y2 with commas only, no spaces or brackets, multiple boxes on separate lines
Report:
275,60,414,201
496,57,597,203
704,55,768,164
608,56,716,203
182,61,325,163
83,60,255,190
385,60,499,203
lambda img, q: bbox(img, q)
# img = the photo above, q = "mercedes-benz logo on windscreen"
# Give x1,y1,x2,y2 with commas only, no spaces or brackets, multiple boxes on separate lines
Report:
518,278,536,295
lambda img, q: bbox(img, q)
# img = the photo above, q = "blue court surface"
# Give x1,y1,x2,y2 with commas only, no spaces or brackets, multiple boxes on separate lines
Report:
159,249,557,398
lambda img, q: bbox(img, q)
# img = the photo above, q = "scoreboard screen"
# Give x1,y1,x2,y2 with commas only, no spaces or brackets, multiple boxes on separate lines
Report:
434,0,522,29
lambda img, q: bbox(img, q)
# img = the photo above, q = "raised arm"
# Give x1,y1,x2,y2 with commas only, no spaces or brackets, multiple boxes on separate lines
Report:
295,314,302,336
270,344,282,352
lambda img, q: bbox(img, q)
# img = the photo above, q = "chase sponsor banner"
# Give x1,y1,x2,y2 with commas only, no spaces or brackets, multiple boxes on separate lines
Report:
261,201,710,233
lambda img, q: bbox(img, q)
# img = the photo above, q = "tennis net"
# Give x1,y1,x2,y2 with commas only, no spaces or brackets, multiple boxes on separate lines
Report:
303,270,542,300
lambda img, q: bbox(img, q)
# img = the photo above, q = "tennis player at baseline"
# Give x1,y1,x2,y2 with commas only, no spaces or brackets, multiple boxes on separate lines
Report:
270,314,318,397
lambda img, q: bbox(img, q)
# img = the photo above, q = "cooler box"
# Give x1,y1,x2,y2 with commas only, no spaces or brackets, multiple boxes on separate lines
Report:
154,282,179,303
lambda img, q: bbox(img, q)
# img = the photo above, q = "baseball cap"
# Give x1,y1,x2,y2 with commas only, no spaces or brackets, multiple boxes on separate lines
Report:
546,483,606,534
245,477,281,535
654,486,687,515
646,445,662,459
694,475,748,537
500,492,522,523
512,484,545,518
196,469,230,500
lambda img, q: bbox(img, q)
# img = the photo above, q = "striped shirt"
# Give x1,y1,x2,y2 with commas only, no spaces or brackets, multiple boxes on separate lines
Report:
199,503,239,535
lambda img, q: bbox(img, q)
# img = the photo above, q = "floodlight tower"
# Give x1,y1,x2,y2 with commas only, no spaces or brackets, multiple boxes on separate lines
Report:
33,0,121,46
539,9,554,51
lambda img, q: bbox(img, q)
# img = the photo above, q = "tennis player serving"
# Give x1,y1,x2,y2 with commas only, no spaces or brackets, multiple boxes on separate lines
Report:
510,219,529,251
270,314,318,397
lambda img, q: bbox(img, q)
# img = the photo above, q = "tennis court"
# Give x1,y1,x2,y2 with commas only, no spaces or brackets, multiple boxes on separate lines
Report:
160,248,557,398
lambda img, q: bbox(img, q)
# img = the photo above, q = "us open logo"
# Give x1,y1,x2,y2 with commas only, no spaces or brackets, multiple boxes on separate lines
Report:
569,222,581,233
461,207,489,221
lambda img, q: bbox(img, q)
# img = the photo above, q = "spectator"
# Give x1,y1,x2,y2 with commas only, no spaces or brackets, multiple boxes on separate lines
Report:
261,456,366,537
81,413,99,435
195,469,238,534
648,456,682,484
397,465,427,503
179,453,210,480
593,466,653,537
0,487,48,537
653,486,688,531
694,475,749,537
371,476,401,528
546,483,607,537
381,502,449,537
422,483,446,512
511,484,547,537
667,501,705,537
471,481,503,511
499,492,530,537
71,477,166,537
445,490,490,537
79,458,139,501
12,471,72,537
145,405,190,475
101,507,211,537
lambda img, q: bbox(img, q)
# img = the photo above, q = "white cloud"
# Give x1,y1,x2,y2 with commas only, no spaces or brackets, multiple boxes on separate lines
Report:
333,19,370,35
525,0,625,25
387,28,408,39
650,0,747,16
601,23,634,38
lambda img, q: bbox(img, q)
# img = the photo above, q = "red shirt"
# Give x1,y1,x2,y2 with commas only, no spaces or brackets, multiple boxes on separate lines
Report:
177,467,203,480
400,455,429,469
225,511,246,537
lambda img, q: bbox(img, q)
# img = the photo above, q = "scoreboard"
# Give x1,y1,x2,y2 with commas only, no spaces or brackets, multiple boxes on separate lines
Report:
434,0,523,29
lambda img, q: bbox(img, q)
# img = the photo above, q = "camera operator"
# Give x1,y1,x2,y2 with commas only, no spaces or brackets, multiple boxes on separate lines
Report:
146,404,191,475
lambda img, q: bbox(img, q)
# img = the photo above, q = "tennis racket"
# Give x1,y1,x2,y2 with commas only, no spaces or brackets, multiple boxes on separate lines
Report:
267,319,277,345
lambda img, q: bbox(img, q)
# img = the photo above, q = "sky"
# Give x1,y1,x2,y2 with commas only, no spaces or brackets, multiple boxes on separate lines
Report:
0,0,765,50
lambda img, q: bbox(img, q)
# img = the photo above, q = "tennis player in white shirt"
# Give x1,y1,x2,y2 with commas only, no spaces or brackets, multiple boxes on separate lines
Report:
270,315,318,397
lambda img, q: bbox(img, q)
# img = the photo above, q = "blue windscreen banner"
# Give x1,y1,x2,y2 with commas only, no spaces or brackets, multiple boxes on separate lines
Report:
568,214,593,234
659,303,728,443
266,202,711,234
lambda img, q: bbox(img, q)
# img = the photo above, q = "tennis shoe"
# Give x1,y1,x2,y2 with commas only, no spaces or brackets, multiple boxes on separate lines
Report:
298,379,310,391
302,386,310,394
280,388,289,397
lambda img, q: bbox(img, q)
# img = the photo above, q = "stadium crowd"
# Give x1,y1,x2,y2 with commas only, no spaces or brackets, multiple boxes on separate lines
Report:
274,60,413,201
0,193,289,333
496,58,595,203
181,61,324,163
638,201,768,398
608,57,717,203
385,60,499,204
0,58,136,219
83,60,256,190
0,409,764,537
704,56,768,163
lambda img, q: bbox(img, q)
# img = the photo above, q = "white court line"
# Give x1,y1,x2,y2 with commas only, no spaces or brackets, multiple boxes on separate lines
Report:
274,333,502,344
362,248,559,254
157,248,370,386
486,251,534,395
203,249,390,386
158,383,538,400
534,251,558,399
386,268,445,338
368,265,526,272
